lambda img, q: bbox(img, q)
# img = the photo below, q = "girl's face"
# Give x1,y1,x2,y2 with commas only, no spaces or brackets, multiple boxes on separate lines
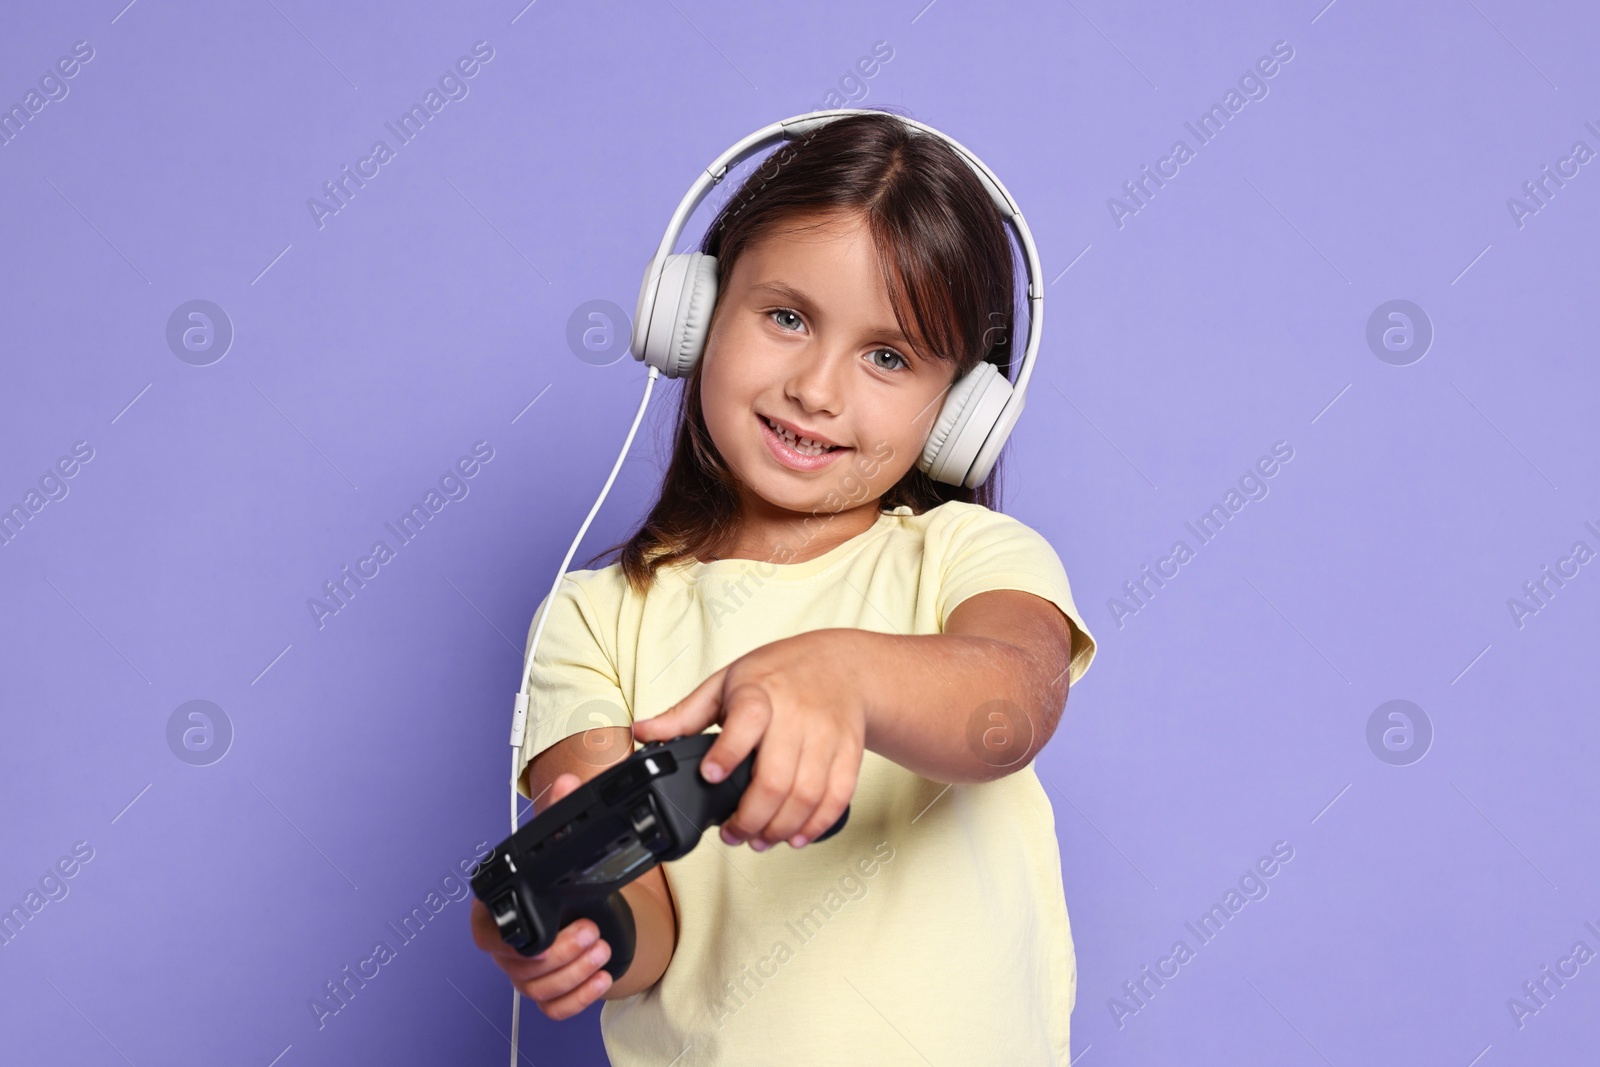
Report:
699,210,960,522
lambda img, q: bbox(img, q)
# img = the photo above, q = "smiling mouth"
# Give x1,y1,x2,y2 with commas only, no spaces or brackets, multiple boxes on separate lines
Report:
759,414,847,457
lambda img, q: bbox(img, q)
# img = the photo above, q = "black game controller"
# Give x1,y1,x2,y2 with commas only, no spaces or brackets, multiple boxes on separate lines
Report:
472,732,850,980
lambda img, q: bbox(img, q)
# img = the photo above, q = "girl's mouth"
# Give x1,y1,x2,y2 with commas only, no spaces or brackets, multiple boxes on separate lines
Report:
758,414,850,472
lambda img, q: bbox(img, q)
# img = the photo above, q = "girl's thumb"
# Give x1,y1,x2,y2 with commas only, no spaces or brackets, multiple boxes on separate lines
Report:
636,668,726,743
547,772,582,804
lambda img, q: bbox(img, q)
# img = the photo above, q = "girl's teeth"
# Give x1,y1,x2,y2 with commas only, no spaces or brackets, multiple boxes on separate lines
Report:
768,418,833,455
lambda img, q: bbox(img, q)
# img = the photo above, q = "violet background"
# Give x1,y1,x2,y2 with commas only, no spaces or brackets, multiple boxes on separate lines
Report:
2,1,1596,1064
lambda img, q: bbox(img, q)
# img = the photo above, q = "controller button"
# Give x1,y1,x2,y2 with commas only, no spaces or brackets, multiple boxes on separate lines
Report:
629,802,657,834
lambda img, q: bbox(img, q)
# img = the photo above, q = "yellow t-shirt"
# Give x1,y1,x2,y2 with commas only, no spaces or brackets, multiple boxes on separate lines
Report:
513,500,1098,1066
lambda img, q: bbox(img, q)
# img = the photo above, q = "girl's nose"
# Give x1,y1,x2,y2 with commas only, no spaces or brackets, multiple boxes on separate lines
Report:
783,347,849,415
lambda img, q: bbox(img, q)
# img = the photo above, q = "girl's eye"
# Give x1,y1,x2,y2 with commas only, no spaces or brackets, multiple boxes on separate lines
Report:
766,308,909,372
867,348,908,372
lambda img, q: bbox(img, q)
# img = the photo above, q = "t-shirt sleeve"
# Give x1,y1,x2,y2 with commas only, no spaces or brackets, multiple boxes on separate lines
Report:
512,576,633,800
936,508,1097,687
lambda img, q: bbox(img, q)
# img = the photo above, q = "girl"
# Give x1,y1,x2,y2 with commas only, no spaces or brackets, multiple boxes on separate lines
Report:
470,108,1098,1065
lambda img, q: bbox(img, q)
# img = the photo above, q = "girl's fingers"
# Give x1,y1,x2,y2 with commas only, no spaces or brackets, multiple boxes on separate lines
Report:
757,732,831,845
634,668,726,744
536,968,613,1022
701,682,775,792
511,919,605,987
471,893,586,969
550,966,615,1020
503,917,597,980
717,690,793,843
793,744,863,846
546,772,581,804
523,934,614,1020
522,771,580,822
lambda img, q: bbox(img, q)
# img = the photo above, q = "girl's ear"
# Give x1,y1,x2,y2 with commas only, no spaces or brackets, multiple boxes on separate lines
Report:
634,252,720,380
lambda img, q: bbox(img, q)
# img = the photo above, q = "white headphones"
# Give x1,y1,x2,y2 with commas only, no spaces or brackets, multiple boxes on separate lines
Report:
630,108,1045,489
502,110,1045,1057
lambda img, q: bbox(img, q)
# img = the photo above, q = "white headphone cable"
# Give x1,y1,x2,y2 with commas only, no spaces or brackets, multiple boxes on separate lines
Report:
507,363,662,1063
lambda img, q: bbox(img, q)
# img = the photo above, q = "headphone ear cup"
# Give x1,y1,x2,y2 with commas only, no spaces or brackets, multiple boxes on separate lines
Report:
673,253,719,378
919,360,1014,487
633,252,719,378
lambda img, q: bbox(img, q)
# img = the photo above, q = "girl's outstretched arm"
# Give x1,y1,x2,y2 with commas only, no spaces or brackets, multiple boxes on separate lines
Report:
859,587,1079,784
633,588,1078,851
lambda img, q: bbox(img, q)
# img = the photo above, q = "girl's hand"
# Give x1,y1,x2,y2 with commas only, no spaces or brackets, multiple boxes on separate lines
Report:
632,629,867,851
468,772,615,1020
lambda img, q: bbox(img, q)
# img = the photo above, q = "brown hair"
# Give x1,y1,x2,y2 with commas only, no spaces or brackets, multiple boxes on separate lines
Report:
585,107,1021,593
